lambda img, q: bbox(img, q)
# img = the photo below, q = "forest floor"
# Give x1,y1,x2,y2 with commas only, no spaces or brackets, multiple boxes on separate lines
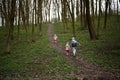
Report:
48,24,120,80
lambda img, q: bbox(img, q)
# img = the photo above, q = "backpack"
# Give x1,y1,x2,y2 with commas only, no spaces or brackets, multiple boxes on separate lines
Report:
72,42,77,47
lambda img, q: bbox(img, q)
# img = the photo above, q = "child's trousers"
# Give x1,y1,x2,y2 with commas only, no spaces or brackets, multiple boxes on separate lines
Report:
72,47,76,56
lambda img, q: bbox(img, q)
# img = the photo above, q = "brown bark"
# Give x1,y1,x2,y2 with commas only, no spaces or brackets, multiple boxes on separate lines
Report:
117,0,119,22
84,0,97,40
97,0,101,36
76,0,79,20
104,0,109,29
80,0,83,28
17,0,21,41
83,1,87,29
32,0,35,42
66,0,76,36
95,0,98,16
38,0,43,36
61,0,67,33
2,0,16,53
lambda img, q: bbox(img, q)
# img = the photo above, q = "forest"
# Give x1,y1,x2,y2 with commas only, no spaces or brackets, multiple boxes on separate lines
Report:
0,0,120,79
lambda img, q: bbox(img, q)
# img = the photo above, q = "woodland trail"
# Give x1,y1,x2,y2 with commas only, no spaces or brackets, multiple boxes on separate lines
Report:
47,24,120,80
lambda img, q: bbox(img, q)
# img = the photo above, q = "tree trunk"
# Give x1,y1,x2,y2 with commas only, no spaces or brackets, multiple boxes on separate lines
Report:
10,0,16,40
38,0,43,36
18,0,21,41
95,0,98,16
91,0,95,26
97,0,101,36
2,0,16,53
84,0,97,40
117,0,119,22
83,1,87,29
104,0,109,29
66,0,76,36
6,25,11,53
32,1,35,42
80,0,83,28
61,0,67,33
76,0,79,21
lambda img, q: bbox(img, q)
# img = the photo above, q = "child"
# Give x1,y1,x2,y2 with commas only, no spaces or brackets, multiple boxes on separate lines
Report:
71,37,80,56
53,34,58,43
65,42,70,55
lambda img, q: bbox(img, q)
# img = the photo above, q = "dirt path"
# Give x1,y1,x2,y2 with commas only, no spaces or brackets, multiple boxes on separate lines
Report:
48,24,120,80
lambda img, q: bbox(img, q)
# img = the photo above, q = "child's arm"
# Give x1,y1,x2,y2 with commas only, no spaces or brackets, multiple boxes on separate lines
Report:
77,41,81,46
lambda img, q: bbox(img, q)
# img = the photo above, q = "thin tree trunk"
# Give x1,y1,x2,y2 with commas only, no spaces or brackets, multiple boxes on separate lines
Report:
18,1,21,41
80,0,83,28
104,0,109,29
6,25,11,53
117,0,119,22
83,1,87,29
32,1,35,42
76,0,79,21
91,0,95,29
66,0,76,36
95,0,98,16
38,0,43,36
97,0,101,36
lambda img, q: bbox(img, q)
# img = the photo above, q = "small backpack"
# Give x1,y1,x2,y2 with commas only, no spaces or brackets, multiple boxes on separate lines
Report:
72,42,77,47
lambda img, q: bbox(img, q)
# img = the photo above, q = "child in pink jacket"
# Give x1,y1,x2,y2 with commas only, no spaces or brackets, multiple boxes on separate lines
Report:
65,42,70,55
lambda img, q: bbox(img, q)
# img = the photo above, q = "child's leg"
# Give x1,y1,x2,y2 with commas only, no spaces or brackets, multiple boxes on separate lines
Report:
72,47,76,56
65,50,67,55
66,50,69,55
54,40,57,43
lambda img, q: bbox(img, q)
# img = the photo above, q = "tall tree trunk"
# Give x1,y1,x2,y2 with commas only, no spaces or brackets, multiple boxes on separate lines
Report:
108,0,112,17
80,0,83,28
91,0,95,29
104,0,109,29
10,0,16,40
117,0,119,22
17,0,21,41
0,3,4,26
6,24,11,53
76,0,79,21
32,0,35,42
84,0,97,40
2,0,16,53
83,1,87,29
97,0,101,36
95,0,98,16
20,0,29,42
56,0,60,22
66,0,76,36
38,0,43,36
61,0,67,33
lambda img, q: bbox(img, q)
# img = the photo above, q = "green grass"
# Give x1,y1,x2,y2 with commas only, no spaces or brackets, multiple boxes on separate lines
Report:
0,24,79,79
53,18,120,71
